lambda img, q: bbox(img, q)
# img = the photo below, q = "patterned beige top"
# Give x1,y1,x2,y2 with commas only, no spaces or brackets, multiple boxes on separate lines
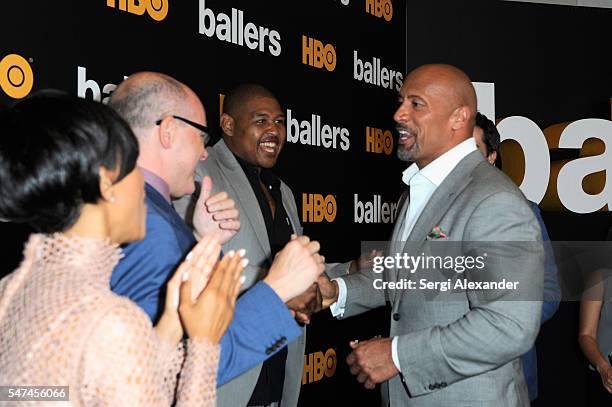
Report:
0,234,218,406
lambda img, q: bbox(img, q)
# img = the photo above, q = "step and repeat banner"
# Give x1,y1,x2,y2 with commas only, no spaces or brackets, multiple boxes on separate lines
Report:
1,0,406,405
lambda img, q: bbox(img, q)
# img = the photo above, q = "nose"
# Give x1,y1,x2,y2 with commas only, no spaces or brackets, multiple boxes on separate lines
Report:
267,121,281,136
393,102,407,124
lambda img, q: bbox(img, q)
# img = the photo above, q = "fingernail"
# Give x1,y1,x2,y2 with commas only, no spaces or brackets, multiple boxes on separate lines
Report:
238,249,246,257
227,250,236,257
186,252,193,261
241,258,249,267
240,275,246,285
182,271,189,281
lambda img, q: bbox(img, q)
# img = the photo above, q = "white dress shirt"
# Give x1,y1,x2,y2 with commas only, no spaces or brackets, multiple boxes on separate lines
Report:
330,138,477,372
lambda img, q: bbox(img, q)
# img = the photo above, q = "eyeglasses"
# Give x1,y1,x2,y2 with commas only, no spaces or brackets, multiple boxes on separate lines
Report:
155,115,210,146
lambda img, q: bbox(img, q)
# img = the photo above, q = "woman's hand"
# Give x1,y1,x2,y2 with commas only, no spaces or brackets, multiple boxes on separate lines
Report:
155,236,221,345
179,248,245,343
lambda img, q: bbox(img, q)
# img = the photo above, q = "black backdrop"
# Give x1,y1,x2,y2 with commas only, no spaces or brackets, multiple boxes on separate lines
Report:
403,2,611,406
2,0,612,406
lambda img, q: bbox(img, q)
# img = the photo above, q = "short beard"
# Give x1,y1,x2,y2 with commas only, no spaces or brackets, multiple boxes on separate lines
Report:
397,143,419,162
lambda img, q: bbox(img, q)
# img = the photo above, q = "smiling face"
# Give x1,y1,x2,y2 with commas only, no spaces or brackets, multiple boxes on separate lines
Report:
223,96,286,168
393,65,476,168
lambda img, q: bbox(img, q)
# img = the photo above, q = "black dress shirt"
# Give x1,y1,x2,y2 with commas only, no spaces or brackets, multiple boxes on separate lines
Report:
235,155,294,406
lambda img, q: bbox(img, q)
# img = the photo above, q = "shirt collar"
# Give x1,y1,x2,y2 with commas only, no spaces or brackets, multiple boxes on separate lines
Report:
139,166,171,203
234,153,261,177
234,154,280,189
402,138,477,187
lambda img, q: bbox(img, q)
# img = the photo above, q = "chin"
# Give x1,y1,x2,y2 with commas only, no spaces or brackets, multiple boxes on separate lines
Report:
259,158,277,169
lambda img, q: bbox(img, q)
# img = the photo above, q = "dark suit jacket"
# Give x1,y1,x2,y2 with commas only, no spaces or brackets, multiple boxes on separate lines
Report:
111,183,301,386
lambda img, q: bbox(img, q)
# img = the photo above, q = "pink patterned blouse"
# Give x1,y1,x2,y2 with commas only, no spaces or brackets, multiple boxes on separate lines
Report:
0,234,218,406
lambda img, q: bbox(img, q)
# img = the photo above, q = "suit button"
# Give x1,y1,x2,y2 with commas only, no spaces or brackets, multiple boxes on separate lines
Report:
440,382,447,388
393,313,400,321
266,348,273,355
281,336,287,341
428,384,435,390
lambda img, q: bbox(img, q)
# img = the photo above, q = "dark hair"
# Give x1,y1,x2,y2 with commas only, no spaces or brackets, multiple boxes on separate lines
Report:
475,112,500,155
223,84,278,118
0,90,139,233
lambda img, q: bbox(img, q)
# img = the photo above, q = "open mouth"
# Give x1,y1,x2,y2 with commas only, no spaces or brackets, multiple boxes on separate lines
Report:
397,126,416,145
259,136,280,155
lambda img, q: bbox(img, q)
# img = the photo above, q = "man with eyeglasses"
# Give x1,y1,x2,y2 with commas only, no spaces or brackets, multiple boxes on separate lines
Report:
108,72,327,387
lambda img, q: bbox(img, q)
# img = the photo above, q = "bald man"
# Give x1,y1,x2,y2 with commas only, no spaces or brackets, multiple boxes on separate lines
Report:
319,64,544,406
109,73,325,387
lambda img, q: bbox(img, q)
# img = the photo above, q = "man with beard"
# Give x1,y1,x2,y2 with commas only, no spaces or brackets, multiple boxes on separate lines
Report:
318,64,545,406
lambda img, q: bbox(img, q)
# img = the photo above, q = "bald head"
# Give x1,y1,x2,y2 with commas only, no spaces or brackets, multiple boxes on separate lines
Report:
406,64,477,117
109,72,200,137
394,64,477,167
108,72,207,198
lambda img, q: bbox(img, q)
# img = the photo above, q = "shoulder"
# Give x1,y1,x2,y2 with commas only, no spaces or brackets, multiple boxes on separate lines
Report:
200,143,225,172
91,296,154,342
470,161,524,197
116,202,182,278
0,273,12,303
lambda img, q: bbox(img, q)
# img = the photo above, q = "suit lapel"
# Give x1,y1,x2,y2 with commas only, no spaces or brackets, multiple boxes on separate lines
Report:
391,151,484,306
385,189,410,298
212,140,271,255
281,184,300,235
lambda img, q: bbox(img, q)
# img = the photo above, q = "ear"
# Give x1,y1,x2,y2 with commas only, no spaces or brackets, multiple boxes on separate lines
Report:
488,151,498,166
450,106,470,132
156,116,176,149
99,166,118,204
220,113,235,137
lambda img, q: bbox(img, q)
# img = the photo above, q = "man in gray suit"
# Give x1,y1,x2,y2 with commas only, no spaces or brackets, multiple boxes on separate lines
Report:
175,84,353,407
318,64,545,406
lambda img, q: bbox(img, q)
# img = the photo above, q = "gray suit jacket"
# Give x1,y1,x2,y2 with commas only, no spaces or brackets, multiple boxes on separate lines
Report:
174,139,348,406
340,150,544,407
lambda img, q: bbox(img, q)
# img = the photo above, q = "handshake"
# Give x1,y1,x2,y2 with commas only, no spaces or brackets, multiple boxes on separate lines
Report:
156,234,327,346
264,234,326,321
273,245,381,324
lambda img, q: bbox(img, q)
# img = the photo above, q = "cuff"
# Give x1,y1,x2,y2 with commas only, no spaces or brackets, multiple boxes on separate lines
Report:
391,336,401,371
329,277,347,317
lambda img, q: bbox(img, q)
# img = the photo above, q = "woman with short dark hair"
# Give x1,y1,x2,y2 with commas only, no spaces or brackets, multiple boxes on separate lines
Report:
0,91,244,406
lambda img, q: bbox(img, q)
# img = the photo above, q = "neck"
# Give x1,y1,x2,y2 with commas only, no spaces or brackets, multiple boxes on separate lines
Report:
63,203,112,242
137,141,171,187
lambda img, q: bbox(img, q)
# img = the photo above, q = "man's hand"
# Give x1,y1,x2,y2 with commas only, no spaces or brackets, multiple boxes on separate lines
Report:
346,337,399,390
192,176,240,244
287,283,322,324
317,275,339,309
349,249,383,274
264,235,325,303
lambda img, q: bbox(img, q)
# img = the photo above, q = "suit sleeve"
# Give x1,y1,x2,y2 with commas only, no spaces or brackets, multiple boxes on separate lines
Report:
333,267,386,319
216,281,301,385
397,191,544,396
111,211,183,322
